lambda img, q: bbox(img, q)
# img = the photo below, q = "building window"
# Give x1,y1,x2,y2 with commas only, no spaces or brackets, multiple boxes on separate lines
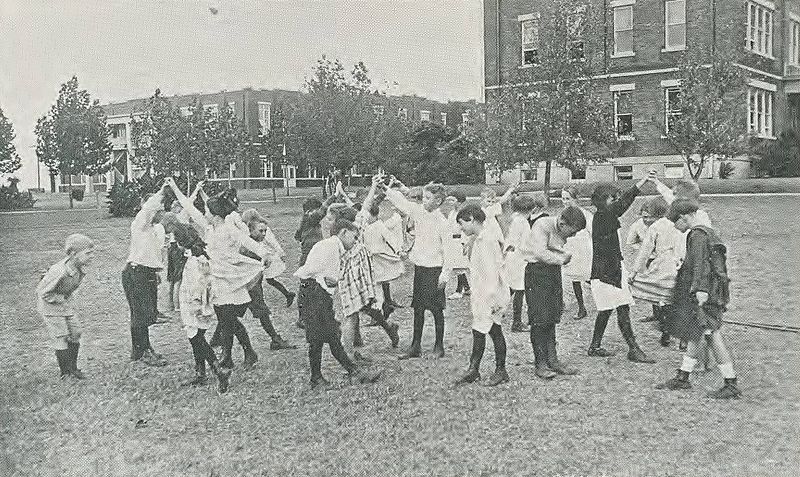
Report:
441,112,448,127
664,87,682,133
664,163,685,179
258,102,271,135
664,0,686,51
748,86,774,138
613,90,633,138
462,110,471,124
179,106,192,117
398,108,408,120
111,124,126,140
203,103,219,116
746,1,773,57
227,102,236,114
306,165,318,178
520,14,540,66
790,20,800,66
614,165,633,180
260,156,273,178
420,110,431,122
613,5,634,56
522,168,537,182
373,105,385,116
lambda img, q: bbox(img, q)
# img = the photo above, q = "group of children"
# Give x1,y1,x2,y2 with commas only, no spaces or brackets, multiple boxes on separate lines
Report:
37,170,741,399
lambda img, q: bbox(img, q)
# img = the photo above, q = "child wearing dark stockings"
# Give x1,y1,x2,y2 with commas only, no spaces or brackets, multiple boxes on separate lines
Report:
521,207,586,379
587,175,656,364
561,185,594,320
385,180,453,359
294,218,382,388
454,205,510,387
173,224,231,393
37,234,95,379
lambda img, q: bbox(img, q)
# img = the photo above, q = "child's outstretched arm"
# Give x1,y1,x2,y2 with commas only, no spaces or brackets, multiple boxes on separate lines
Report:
608,177,648,218
166,178,208,229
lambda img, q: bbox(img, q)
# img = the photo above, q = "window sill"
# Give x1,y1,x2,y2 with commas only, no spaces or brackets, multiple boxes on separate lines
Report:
755,134,777,140
661,46,686,53
518,64,539,69
616,135,636,142
746,49,776,61
611,51,635,58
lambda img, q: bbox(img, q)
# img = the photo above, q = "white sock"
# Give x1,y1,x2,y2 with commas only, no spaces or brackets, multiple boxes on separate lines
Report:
718,362,736,379
680,356,698,373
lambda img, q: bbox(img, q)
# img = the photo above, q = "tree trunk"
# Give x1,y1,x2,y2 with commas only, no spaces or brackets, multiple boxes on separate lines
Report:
690,158,704,180
543,160,552,206
68,174,73,209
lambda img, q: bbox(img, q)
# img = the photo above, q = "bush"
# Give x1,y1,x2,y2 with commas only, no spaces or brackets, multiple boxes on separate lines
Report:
0,178,36,210
106,180,143,217
70,188,85,201
718,161,735,179
753,129,800,177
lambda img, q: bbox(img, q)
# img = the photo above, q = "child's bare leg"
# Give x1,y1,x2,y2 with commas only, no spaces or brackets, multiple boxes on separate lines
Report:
168,282,176,311
173,280,181,311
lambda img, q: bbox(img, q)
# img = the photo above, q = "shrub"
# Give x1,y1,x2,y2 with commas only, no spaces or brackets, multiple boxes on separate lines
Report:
106,180,143,217
718,161,735,179
0,178,36,210
753,129,800,178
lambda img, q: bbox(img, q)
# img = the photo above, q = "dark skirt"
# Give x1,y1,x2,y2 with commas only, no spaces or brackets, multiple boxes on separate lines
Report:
524,262,564,326
303,280,342,343
411,266,446,311
166,243,187,283
667,299,724,342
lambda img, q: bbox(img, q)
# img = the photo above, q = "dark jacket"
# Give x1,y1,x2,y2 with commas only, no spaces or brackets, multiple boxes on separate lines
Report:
590,185,640,287
295,207,327,267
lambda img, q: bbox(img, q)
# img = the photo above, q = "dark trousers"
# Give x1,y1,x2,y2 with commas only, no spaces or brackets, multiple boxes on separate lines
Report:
122,263,158,327
530,323,559,369
129,326,152,360
248,281,279,340
590,305,638,349
214,303,250,368
455,273,470,293
308,338,355,379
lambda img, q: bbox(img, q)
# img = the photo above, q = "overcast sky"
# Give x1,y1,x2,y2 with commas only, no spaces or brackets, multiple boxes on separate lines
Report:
0,0,484,187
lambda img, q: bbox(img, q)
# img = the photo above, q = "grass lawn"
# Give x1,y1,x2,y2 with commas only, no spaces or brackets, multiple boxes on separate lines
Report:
1,195,799,476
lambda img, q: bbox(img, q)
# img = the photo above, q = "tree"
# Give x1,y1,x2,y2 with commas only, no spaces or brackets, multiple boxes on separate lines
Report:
657,52,748,180
484,0,615,197
35,76,111,208
285,56,377,178
0,106,21,174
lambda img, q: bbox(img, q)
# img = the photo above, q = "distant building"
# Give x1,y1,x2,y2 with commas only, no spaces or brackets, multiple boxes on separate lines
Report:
50,88,473,192
484,0,800,183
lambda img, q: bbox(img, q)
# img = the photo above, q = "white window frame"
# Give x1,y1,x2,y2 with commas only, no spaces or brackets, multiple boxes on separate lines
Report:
179,106,192,117
664,84,682,133
398,107,408,120
373,105,385,116
419,110,431,122
664,0,686,52
789,18,800,66
614,165,634,180
747,81,776,138
746,1,774,58
611,84,635,140
227,102,236,114
519,13,541,67
462,110,471,124
567,5,587,61
441,112,448,126
258,102,271,135
612,5,635,57
664,163,685,179
260,156,273,178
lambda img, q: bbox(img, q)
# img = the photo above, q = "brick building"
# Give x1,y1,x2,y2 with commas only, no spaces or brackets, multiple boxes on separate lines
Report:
483,0,800,183
54,88,473,192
